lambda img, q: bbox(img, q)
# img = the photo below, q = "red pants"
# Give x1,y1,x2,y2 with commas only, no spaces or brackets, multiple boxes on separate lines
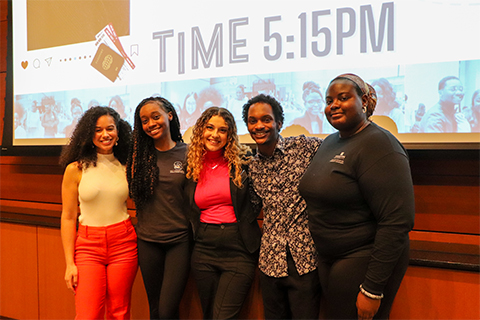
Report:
75,218,138,320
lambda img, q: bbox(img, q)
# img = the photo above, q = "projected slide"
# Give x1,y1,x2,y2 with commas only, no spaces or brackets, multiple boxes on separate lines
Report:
11,0,480,146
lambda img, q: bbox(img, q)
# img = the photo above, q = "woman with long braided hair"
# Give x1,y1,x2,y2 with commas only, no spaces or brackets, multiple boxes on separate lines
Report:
127,96,191,319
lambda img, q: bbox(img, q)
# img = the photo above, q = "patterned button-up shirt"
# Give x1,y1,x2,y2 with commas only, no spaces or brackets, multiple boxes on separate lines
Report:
249,135,322,277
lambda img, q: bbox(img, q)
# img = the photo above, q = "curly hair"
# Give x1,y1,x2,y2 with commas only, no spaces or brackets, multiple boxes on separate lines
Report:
186,107,250,188
108,95,126,118
197,86,224,111
126,96,183,210
59,106,132,169
371,78,399,114
242,94,285,127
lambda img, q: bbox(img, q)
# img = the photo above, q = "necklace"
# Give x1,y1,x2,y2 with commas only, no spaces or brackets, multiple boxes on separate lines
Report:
205,159,221,170
205,150,224,170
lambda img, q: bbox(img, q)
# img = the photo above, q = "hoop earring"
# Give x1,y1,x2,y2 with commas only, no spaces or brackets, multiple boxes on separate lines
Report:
362,106,367,113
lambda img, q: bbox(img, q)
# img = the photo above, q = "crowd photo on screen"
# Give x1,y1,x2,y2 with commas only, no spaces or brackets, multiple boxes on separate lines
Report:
13,59,480,141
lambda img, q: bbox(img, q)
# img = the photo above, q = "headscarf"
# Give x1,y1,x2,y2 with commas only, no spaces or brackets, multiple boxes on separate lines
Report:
330,73,377,117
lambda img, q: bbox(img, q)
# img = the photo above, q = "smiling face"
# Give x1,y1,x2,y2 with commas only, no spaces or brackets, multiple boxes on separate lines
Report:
247,102,281,155
235,87,245,100
93,114,118,154
202,115,229,152
140,102,172,142
305,91,324,116
325,79,368,138
440,79,464,106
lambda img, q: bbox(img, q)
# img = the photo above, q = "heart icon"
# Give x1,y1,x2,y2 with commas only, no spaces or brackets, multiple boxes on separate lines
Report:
21,61,28,69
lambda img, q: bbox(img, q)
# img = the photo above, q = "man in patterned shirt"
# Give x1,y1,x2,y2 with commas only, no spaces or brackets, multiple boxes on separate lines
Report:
242,94,322,319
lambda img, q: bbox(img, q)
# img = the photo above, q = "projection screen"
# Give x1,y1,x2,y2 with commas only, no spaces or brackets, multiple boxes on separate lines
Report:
8,0,480,149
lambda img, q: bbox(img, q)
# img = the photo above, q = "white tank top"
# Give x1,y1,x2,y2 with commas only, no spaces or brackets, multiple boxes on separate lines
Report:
78,153,129,226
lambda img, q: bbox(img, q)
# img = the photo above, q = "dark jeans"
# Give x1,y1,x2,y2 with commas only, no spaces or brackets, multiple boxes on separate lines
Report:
137,238,191,320
317,240,410,319
192,223,257,319
260,247,321,320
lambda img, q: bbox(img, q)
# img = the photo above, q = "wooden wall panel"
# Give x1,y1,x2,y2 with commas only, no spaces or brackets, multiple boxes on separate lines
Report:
0,166,62,203
390,266,480,320
0,0,8,22
37,226,76,320
411,230,479,246
414,185,480,234
0,223,39,320
0,169,62,202
410,157,479,185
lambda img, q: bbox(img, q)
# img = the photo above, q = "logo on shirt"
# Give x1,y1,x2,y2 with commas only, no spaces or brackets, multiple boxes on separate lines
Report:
170,161,184,174
330,152,345,164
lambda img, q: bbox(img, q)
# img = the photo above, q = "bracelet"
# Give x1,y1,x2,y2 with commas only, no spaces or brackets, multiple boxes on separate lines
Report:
359,284,384,300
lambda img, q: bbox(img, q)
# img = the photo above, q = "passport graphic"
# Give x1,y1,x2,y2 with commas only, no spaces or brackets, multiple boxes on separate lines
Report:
91,43,125,82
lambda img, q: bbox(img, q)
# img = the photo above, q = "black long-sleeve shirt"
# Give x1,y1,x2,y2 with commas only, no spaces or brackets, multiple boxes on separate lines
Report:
299,123,415,295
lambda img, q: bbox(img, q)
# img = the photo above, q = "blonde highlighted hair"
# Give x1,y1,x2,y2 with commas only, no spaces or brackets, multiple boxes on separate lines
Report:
186,107,250,188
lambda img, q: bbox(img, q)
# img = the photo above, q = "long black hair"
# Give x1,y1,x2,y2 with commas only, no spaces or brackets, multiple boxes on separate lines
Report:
59,106,132,169
126,96,183,210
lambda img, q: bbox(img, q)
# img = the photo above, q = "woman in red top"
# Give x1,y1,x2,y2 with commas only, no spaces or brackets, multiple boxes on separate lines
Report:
185,107,261,319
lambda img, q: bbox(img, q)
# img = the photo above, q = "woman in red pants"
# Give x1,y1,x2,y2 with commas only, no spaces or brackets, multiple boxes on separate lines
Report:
60,106,138,319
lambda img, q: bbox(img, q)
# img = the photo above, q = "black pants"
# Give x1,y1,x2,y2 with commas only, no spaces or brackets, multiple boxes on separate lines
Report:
317,240,410,319
192,223,257,319
260,247,321,320
137,238,191,320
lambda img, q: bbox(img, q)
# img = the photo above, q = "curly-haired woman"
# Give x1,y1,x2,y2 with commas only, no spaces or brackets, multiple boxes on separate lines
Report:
185,107,261,319
126,96,191,319
60,106,137,319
